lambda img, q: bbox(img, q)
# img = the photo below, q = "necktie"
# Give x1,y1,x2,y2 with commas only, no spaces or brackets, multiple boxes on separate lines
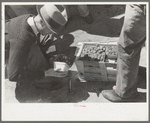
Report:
36,33,41,46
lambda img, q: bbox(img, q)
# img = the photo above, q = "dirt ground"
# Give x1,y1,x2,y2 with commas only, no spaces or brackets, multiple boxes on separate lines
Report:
4,5,147,103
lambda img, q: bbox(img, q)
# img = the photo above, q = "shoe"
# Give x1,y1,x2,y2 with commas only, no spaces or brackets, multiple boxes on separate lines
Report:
80,14,93,24
102,90,138,102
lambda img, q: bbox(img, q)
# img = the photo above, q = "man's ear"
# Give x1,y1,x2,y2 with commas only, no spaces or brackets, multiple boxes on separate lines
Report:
40,18,46,28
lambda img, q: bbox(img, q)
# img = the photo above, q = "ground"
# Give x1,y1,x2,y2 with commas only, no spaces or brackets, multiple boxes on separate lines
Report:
4,5,147,103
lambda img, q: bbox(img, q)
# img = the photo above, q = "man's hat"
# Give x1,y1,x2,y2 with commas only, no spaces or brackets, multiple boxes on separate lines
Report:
36,4,68,33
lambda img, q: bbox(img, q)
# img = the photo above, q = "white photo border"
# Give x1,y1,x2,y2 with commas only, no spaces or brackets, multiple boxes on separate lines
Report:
1,2,149,121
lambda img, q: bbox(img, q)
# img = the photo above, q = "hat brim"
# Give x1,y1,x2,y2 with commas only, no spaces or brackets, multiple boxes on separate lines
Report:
36,5,64,34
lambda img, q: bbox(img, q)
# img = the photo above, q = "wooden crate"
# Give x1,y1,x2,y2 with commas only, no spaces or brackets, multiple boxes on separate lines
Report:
75,42,117,82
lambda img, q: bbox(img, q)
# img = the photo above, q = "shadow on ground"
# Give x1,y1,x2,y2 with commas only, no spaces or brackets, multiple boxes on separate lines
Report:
14,71,89,103
14,71,112,103
15,65,146,103
64,5,125,37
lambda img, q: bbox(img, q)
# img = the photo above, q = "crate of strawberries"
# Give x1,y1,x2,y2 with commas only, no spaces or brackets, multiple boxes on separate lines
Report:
75,42,118,82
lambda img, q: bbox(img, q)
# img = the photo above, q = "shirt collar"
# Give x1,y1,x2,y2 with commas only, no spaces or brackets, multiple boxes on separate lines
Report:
27,16,39,36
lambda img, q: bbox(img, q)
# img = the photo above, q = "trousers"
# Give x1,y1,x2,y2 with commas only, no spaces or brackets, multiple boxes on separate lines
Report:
63,5,89,18
115,4,146,98
77,5,89,17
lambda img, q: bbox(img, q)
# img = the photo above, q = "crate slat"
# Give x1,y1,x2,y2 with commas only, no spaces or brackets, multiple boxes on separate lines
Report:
84,61,100,67
98,62,108,81
107,68,117,75
105,62,117,68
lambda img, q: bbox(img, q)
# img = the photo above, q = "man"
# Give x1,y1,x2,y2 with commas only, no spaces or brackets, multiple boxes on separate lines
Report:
5,4,68,82
102,4,146,102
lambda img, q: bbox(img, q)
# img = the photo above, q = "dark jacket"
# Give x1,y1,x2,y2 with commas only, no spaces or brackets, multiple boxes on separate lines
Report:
5,14,37,81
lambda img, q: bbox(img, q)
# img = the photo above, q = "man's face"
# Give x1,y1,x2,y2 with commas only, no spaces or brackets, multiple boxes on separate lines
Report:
39,17,54,35
38,15,66,35
43,26,54,35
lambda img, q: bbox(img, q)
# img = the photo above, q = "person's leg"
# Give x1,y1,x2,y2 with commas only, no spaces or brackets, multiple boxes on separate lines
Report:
77,5,93,24
15,43,49,101
63,5,70,18
116,4,146,98
115,41,144,98
77,5,89,17
102,4,146,101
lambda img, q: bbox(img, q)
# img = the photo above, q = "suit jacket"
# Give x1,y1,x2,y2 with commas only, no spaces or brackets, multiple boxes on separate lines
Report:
5,14,37,81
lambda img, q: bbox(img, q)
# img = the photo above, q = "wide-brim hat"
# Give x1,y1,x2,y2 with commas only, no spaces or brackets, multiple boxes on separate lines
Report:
36,4,68,34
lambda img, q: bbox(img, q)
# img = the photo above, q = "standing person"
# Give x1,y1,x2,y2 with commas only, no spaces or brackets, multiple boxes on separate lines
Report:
5,4,68,82
102,4,146,102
